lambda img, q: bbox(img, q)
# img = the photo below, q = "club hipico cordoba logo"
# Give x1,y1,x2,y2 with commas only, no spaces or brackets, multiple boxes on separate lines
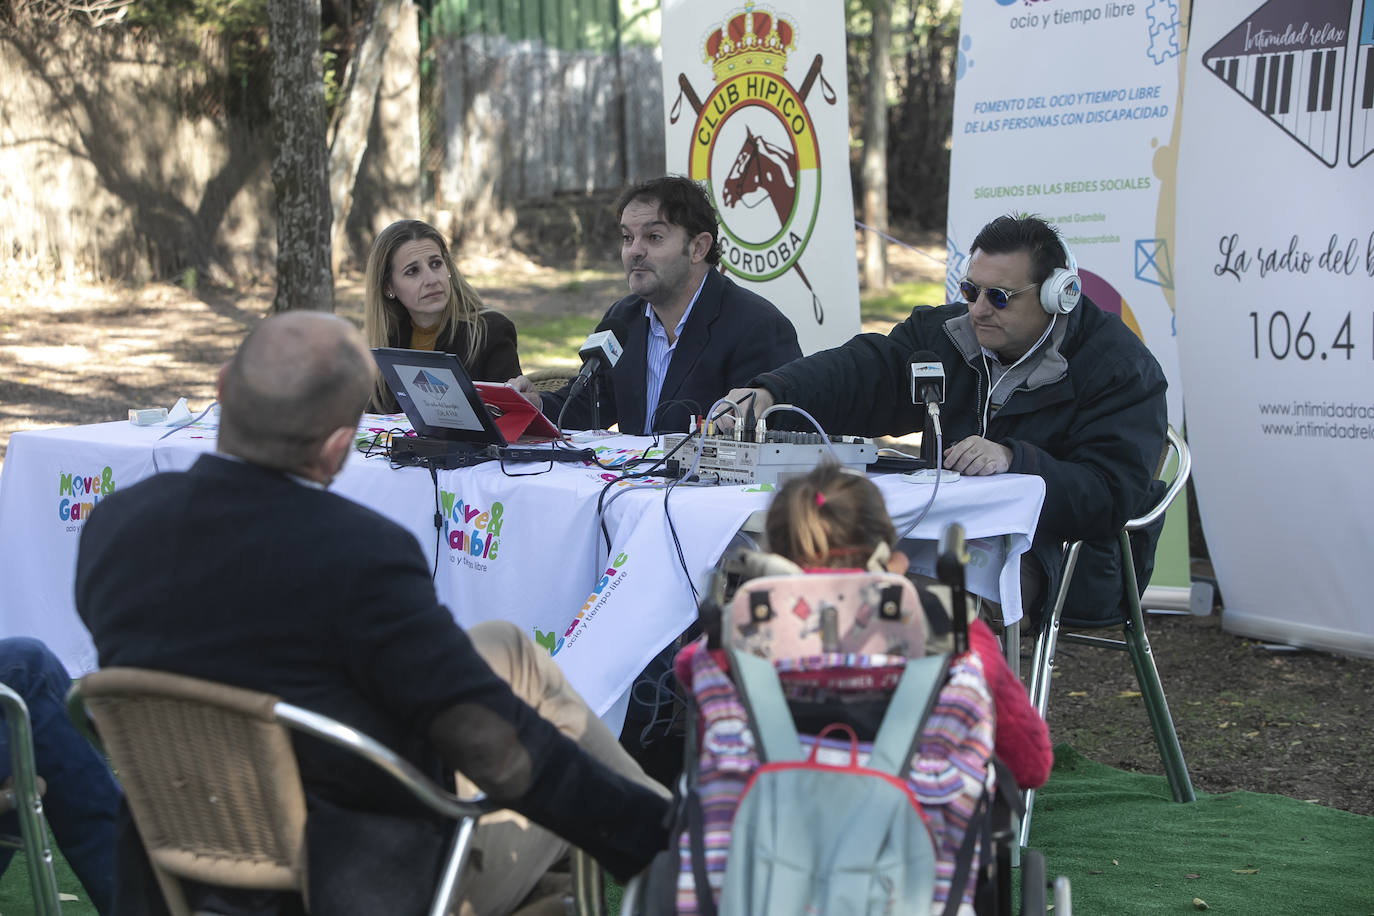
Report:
671,1,837,324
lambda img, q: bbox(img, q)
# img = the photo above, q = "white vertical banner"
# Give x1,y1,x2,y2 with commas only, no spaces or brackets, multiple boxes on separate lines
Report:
660,0,860,355
1176,0,1374,656
947,0,1188,426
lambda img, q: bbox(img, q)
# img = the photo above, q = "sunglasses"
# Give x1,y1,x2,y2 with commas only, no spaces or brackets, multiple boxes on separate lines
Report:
959,279,1038,310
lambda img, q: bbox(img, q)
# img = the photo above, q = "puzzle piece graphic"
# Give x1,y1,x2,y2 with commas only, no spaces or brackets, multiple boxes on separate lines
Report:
1146,0,1179,30
1148,21,1180,64
1146,0,1181,64
945,238,967,303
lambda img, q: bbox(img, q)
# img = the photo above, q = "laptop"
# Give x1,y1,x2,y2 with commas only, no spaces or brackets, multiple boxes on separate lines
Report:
371,348,563,466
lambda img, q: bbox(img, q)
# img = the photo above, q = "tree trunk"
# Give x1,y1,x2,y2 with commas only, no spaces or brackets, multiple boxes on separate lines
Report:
267,0,333,312
861,0,891,291
328,0,408,273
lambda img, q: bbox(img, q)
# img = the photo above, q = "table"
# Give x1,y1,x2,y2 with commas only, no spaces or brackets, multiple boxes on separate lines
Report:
0,417,1045,717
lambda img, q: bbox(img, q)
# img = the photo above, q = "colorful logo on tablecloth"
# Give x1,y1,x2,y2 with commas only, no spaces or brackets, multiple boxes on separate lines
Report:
535,551,630,657
58,467,115,529
439,489,505,570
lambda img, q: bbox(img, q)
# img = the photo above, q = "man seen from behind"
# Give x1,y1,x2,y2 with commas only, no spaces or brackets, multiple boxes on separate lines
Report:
76,311,669,915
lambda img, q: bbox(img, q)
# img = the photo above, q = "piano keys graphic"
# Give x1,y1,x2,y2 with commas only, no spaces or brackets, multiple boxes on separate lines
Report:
1203,0,1351,168
1353,0,1374,166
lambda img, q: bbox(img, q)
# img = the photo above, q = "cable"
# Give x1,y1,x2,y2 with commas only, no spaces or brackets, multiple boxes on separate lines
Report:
701,395,747,432
897,417,943,542
156,400,218,440
554,391,577,438
853,220,947,269
590,397,753,604
663,467,703,606
658,397,758,606
592,431,700,555
428,464,443,579
494,451,555,477
758,403,843,463
650,398,703,435
148,400,220,472
631,663,690,748
358,427,410,461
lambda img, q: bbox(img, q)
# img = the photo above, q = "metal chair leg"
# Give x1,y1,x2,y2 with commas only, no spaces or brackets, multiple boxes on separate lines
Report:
1020,542,1081,849
1123,614,1194,803
571,847,607,916
1018,611,1057,849
1120,532,1195,804
429,816,480,916
1,685,63,916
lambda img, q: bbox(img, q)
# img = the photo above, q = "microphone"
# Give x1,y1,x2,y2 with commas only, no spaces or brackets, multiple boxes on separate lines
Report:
910,350,945,408
567,320,627,399
911,351,945,470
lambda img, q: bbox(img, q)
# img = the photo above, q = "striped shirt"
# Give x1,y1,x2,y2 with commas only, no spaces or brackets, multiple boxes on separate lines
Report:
642,273,708,433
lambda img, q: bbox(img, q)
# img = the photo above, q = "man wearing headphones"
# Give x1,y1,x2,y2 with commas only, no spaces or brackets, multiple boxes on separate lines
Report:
724,214,1168,626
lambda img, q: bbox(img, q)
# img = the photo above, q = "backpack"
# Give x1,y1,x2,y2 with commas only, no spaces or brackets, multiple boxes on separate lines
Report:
716,647,949,915
629,566,998,916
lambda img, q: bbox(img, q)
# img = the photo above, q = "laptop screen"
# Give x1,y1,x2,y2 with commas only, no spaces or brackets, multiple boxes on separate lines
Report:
371,348,505,445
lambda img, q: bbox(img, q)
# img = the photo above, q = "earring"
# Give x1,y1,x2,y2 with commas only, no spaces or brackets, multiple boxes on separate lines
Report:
385,292,395,299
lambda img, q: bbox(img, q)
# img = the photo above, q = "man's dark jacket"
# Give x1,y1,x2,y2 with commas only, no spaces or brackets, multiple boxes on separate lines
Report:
753,297,1169,622
76,455,667,914
541,268,801,433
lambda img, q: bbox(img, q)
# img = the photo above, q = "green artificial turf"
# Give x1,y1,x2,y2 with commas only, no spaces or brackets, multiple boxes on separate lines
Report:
9,744,1370,914
0,843,96,916
1028,745,1374,914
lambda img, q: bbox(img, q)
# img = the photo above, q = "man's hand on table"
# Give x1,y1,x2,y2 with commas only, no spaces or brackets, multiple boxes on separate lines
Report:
712,386,774,431
943,436,1012,476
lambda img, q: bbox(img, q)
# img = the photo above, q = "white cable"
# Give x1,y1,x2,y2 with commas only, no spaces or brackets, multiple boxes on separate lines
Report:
758,404,842,464
705,396,746,430
898,416,942,541
157,401,218,440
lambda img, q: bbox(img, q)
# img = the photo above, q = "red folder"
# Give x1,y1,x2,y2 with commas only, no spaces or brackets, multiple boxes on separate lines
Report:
473,382,563,444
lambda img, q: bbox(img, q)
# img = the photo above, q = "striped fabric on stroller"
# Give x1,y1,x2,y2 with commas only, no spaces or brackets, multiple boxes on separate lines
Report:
668,565,997,916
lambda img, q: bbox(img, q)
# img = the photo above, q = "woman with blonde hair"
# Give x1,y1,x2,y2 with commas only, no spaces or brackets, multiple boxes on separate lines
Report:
363,219,521,412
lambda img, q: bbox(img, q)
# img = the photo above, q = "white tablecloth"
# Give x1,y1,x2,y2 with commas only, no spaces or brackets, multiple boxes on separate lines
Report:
0,417,1045,715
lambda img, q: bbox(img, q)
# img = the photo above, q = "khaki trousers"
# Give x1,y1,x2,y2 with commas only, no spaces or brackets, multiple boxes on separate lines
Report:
455,621,670,916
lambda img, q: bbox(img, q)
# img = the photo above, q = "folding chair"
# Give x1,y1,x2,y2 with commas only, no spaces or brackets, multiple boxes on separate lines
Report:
0,682,63,916
66,667,495,916
1019,425,1196,848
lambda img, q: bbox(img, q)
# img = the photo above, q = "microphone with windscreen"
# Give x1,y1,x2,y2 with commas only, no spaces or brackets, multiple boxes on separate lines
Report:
910,351,946,470
567,319,627,401
910,351,945,408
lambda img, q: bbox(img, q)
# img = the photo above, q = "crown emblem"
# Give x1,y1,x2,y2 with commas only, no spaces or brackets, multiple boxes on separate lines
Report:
703,2,797,82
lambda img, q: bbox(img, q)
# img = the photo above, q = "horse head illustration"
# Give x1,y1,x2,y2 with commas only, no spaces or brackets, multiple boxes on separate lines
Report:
721,126,798,226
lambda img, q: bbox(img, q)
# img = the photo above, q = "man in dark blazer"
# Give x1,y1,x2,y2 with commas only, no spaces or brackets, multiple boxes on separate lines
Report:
512,176,802,434
76,312,669,915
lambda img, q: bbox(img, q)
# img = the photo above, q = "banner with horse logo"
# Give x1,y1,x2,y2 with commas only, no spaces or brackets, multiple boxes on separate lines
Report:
661,0,860,355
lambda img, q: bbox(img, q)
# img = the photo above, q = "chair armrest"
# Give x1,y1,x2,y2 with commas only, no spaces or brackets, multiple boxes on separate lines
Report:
274,702,496,822
1125,426,1190,531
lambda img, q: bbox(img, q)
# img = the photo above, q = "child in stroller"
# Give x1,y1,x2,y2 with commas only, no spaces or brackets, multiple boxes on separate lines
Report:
761,464,1052,791
657,463,1052,915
